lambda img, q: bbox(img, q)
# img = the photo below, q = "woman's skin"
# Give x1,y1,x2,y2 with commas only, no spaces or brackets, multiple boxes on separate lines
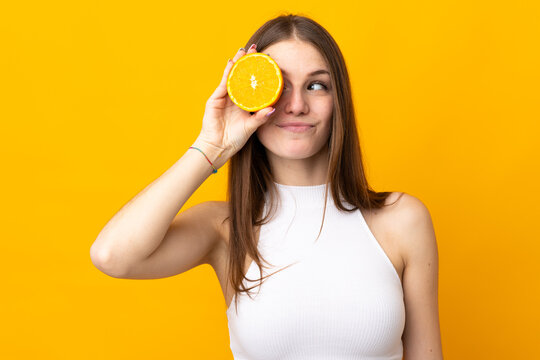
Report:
255,39,334,186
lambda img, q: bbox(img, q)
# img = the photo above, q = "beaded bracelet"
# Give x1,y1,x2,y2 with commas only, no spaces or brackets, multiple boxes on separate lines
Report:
189,146,218,174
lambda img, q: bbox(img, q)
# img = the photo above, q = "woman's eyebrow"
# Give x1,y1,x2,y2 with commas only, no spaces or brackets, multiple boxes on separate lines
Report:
280,69,330,77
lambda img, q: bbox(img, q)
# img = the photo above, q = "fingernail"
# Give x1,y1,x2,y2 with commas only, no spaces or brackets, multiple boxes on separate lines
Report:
265,108,276,117
239,47,245,52
249,43,257,50
227,58,232,64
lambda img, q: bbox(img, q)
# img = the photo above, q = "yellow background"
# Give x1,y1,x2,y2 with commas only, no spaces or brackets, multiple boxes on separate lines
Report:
1,1,539,359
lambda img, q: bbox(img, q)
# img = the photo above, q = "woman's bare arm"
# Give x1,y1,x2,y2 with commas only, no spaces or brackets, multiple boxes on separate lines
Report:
90,44,272,279
90,140,225,278
398,194,444,360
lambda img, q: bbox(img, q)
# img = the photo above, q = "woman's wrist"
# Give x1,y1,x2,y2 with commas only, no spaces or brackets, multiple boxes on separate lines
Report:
190,138,227,170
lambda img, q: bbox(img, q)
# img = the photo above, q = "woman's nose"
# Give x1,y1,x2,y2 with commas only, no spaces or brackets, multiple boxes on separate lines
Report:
283,88,309,115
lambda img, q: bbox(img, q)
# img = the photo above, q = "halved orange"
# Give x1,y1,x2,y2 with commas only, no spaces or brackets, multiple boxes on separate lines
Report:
227,53,283,112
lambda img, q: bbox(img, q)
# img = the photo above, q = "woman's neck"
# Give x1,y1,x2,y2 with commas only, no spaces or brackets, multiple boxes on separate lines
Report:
266,146,329,186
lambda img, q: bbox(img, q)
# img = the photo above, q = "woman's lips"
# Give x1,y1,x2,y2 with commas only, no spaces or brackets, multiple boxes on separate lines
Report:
278,125,314,133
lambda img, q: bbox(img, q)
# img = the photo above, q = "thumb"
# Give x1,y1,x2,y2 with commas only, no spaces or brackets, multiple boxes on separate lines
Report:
209,59,234,100
245,107,276,133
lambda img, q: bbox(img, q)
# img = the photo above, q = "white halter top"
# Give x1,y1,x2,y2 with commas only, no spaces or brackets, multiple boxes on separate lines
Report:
226,182,405,359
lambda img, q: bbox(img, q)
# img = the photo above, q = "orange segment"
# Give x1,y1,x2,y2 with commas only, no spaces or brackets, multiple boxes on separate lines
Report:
227,53,283,112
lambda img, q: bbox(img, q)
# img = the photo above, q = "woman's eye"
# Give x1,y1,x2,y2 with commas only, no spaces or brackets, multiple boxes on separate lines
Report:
283,82,328,91
308,82,327,91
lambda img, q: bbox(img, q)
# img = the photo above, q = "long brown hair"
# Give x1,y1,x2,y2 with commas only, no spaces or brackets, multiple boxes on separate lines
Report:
224,13,398,314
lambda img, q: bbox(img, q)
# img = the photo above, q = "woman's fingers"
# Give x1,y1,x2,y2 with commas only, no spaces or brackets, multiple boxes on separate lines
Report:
244,106,275,133
246,43,257,54
208,60,233,100
209,46,252,101
233,46,247,61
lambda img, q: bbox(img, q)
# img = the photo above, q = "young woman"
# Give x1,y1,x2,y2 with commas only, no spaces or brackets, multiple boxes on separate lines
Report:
91,14,443,360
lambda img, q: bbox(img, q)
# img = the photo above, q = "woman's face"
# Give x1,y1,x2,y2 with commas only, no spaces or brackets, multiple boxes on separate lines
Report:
256,39,334,162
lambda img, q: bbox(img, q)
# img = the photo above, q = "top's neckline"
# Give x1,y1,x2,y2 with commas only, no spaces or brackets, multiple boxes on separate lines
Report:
270,181,331,208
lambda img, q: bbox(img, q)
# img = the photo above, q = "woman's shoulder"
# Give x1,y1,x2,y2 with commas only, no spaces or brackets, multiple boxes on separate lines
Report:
377,192,436,263
382,192,432,223
200,200,230,242
202,200,229,215
202,200,263,248
194,201,230,270
365,191,428,215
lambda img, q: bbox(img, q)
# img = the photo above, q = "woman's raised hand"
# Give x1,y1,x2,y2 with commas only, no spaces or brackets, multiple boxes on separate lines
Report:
194,44,276,167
